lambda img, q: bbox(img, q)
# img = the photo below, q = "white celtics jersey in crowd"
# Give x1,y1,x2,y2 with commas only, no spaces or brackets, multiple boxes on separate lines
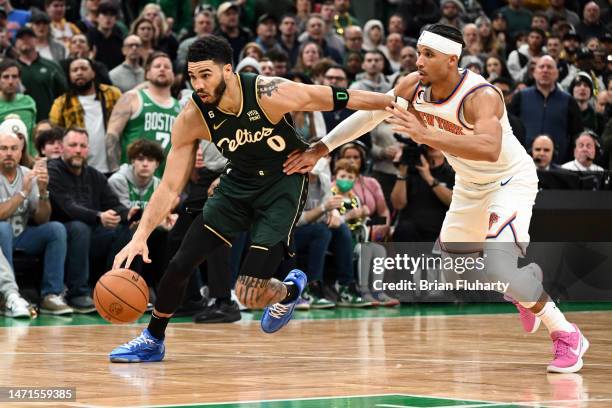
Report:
410,69,534,184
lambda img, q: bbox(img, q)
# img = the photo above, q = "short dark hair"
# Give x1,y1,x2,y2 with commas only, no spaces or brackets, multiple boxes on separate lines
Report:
35,126,63,156
98,1,119,16
187,35,233,66
364,49,386,59
144,51,172,73
0,58,20,76
325,64,347,75
127,138,164,163
423,23,466,48
529,27,546,39
491,76,515,90
265,48,289,63
45,0,65,6
63,126,88,139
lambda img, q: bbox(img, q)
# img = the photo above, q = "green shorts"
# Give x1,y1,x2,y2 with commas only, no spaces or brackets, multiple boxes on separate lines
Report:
202,168,308,251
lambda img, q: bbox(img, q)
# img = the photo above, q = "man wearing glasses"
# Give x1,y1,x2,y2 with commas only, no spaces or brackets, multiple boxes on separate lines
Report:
110,35,145,93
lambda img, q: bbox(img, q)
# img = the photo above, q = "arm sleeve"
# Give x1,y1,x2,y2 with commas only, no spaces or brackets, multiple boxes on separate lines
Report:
321,89,406,152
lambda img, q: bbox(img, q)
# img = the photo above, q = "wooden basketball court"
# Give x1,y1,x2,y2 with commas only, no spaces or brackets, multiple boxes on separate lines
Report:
1,304,611,407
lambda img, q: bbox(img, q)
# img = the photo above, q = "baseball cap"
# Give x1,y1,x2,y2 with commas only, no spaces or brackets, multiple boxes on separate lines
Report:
15,27,36,40
217,2,239,18
31,10,52,24
257,13,277,25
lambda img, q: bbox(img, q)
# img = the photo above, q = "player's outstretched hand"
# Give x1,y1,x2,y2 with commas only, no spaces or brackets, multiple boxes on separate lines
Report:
283,142,330,175
113,238,151,270
385,101,428,143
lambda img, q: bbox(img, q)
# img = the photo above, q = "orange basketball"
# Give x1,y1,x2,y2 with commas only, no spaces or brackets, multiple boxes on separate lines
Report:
94,269,149,324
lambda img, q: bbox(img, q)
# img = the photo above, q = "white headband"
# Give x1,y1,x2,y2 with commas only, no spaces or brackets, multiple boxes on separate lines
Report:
417,31,463,58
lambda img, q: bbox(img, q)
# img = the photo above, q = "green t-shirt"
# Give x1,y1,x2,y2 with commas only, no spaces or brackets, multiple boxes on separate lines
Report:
120,89,181,177
17,56,67,123
0,94,37,155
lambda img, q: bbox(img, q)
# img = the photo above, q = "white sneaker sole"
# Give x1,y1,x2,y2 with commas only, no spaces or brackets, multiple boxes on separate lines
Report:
547,334,590,373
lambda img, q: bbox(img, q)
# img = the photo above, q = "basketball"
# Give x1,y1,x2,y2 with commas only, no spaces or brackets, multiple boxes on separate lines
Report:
94,269,149,324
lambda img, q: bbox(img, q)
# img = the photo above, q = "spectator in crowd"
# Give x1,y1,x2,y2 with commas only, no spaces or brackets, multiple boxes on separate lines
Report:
278,14,300,69
47,127,133,313
383,33,403,73
87,1,124,71
32,119,52,142
0,131,72,315
476,16,504,57
485,55,511,81
391,146,454,241
570,72,606,136
362,19,386,53
110,35,145,93
561,48,605,96
577,2,609,41
338,142,391,242
15,27,66,123
130,17,157,64
531,12,549,34
238,42,264,62
266,49,290,77
561,131,604,171
399,45,418,75
344,50,363,83
214,2,252,65
139,3,179,62
34,126,63,158
461,23,485,62
106,52,179,175
332,0,360,35
349,50,392,93
546,34,573,83
343,25,364,58
301,14,343,64
491,76,526,145
235,56,261,74
397,0,440,39
0,59,36,153
561,29,581,65
439,0,465,31
60,34,111,86
49,57,122,174
498,0,532,38
259,57,275,76
176,9,215,72
31,9,66,63
108,138,174,290
545,0,580,28
531,134,561,170
76,0,99,34
46,0,81,47
254,14,280,54
295,0,312,31
596,90,610,116
507,27,545,83
0,247,32,317
285,72,326,142
509,55,583,163
2,0,30,38
2,115,34,168
321,65,353,131
294,41,322,76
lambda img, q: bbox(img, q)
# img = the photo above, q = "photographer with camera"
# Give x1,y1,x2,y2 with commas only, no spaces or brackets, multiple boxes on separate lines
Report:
391,144,454,241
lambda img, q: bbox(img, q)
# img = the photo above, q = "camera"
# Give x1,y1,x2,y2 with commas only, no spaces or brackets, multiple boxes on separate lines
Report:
393,134,426,171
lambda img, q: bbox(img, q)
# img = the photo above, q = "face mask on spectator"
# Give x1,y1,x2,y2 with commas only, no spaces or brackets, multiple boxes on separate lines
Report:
336,179,355,192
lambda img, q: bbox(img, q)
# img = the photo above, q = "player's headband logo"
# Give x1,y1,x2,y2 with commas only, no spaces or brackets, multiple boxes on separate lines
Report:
417,31,463,58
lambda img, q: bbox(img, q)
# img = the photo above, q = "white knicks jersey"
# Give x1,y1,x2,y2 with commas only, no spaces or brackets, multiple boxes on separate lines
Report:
409,69,535,184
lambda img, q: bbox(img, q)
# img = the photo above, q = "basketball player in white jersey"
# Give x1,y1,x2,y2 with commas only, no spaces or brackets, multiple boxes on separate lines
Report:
284,24,588,374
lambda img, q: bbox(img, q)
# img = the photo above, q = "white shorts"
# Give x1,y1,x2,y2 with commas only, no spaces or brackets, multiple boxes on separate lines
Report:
440,168,538,255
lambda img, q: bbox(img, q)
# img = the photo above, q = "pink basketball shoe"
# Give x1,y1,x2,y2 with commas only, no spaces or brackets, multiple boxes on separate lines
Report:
547,324,589,374
504,263,543,333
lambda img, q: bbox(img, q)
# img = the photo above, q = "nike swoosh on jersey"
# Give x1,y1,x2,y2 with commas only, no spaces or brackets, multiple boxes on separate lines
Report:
143,103,153,107
500,176,513,186
213,119,227,130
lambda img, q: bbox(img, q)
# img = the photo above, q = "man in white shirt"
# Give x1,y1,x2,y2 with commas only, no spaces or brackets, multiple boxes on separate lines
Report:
561,131,604,171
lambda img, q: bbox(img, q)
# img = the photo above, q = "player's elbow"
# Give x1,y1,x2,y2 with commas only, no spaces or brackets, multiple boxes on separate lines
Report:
485,144,501,162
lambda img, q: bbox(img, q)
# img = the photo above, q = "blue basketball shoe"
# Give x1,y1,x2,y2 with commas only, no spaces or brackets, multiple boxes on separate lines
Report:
261,269,307,334
109,329,165,363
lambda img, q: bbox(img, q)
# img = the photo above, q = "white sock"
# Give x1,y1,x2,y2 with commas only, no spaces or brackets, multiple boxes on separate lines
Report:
536,302,574,334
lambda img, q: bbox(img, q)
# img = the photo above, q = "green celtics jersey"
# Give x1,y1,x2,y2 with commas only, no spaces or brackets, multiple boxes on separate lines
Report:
127,178,159,209
191,73,309,175
121,89,181,176
0,94,37,156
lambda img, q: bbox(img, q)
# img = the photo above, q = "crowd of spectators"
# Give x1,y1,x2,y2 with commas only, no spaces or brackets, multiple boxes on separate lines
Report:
0,0,609,320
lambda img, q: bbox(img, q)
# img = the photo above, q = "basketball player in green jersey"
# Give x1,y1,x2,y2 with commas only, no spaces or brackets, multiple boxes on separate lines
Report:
105,51,180,177
109,35,395,362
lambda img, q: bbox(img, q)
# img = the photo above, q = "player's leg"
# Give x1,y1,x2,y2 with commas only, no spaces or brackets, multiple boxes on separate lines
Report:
108,213,228,363
485,174,588,373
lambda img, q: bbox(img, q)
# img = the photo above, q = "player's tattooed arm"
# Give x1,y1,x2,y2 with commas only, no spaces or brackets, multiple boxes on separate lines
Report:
256,77,288,98
235,275,288,309
106,92,135,172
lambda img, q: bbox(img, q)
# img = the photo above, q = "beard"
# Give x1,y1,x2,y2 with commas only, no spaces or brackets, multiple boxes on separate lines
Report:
201,78,227,108
73,79,94,93
150,76,173,88
66,155,86,169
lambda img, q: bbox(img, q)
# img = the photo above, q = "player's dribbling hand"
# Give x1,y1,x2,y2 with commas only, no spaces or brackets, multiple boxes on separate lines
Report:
385,101,429,143
113,238,151,270
283,142,329,175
